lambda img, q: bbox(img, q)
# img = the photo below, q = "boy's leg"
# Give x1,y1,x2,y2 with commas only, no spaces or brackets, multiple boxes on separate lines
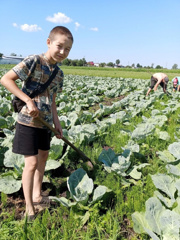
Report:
32,150,49,203
22,155,38,215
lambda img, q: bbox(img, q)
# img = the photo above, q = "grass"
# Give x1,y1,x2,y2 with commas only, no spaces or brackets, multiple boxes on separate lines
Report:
60,66,180,80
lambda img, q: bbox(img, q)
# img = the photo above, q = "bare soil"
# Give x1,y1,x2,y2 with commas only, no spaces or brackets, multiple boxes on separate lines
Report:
90,95,125,112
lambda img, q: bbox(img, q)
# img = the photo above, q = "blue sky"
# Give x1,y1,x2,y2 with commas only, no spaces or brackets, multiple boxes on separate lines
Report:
1,0,180,69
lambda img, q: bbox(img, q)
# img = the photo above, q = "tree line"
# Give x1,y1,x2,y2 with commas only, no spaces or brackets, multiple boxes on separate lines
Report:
62,58,178,69
0,53,178,69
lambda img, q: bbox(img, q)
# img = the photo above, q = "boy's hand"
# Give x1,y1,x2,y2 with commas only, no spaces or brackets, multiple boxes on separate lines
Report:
55,124,63,139
26,99,39,118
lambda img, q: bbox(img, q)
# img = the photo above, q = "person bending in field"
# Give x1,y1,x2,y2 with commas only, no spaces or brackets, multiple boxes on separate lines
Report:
0,26,73,220
146,72,169,96
172,77,180,92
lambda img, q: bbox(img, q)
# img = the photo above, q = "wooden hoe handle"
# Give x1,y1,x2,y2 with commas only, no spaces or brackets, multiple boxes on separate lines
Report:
37,116,93,164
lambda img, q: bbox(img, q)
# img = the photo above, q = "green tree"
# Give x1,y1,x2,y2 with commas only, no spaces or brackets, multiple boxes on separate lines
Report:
62,58,71,66
70,59,78,66
116,59,120,65
82,58,87,66
107,62,114,67
136,63,142,68
155,65,163,69
77,59,84,66
0,53,3,58
99,62,106,67
172,64,178,69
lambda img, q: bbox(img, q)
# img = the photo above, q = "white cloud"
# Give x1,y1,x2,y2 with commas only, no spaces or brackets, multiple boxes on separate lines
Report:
12,23,42,32
75,22,80,30
46,12,72,23
90,27,99,32
12,23,18,28
20,24,42,32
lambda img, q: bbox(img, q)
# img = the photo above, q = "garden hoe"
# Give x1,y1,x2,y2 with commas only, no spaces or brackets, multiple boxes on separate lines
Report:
37,116,94,169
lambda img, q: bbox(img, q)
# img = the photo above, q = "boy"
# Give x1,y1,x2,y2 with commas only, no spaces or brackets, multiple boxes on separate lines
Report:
0,26,73,219
146,72,169,96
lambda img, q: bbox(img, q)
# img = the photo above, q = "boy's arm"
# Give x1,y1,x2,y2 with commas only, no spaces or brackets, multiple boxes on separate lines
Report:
52,93,63,139
0,70,39,117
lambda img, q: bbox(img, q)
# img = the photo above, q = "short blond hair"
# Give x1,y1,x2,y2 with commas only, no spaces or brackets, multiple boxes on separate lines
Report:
49,26,73,43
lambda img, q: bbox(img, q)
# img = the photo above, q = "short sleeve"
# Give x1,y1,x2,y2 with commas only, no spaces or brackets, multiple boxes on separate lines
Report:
13,55,39,82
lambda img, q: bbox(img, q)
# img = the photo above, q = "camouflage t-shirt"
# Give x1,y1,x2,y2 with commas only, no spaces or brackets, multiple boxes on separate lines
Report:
13,54,64,128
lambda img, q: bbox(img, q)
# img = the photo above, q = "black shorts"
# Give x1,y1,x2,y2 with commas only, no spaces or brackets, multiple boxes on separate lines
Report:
13,122,52,156
150,76,167,90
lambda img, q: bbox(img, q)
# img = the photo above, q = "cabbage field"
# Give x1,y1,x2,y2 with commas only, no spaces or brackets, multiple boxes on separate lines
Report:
1,67,180,239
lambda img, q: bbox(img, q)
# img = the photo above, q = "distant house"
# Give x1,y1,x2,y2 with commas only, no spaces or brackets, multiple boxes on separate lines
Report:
87,61,94,66
94,63,99,67
0,55,23,65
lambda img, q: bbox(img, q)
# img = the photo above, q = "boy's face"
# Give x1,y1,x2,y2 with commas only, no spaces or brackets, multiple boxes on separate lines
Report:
47,34,73,64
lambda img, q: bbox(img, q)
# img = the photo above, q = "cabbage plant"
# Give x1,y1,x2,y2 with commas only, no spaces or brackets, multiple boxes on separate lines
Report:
50,168,111,206
132,197,180,240
98,148,149,184
50,168,112,225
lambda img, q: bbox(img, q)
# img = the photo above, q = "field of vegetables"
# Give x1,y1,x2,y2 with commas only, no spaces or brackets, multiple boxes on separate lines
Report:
1,65,180,239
